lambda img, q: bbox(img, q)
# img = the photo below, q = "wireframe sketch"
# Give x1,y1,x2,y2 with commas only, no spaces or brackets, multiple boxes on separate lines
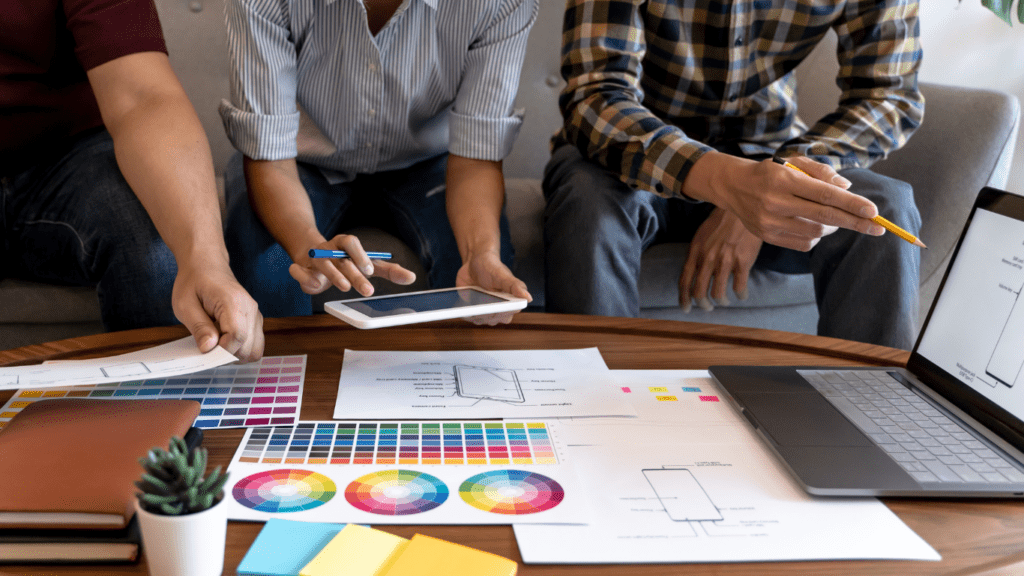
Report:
987,282,1024,387
454,365,525,403
642,468,722,522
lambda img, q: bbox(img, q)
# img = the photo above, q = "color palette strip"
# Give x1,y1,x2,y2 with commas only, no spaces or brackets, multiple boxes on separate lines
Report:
237,421,559,466
0,355,306,430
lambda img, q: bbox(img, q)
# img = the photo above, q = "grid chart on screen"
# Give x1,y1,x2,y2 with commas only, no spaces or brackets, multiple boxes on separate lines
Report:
237,421,559,466
0,356,307,430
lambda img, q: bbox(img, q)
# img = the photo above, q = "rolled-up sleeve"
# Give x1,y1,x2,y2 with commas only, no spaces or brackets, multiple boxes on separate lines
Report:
219,0,301,160
449,0,538,161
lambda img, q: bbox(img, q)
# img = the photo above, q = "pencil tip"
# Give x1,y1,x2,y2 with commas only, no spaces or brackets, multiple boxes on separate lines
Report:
916,239,927,249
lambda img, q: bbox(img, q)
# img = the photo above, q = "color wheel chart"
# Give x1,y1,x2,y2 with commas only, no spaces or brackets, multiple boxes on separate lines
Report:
460,470,564,515
0,355,307,430
233,469,336,512
235,421,558,465
225,420,589,525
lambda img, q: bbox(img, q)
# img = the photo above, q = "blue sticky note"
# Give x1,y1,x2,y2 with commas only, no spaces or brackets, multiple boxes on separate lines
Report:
237,519,348,576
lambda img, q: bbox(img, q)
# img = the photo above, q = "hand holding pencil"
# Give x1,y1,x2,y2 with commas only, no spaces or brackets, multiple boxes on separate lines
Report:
772,156,926,249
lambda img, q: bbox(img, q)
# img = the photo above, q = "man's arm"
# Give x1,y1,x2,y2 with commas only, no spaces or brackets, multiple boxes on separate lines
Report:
87,51,264,360
776,0,925,170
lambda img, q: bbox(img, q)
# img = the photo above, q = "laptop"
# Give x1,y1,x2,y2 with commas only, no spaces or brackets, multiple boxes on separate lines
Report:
710,187,1024,497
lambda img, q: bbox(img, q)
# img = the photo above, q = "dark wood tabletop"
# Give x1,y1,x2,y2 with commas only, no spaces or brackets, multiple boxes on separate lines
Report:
2,313,1023,576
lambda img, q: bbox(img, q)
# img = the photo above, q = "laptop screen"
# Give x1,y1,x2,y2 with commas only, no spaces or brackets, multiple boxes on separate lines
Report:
912,188,1024,447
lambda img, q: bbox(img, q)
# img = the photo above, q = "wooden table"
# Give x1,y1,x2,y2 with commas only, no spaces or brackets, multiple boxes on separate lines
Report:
2,313,1023,576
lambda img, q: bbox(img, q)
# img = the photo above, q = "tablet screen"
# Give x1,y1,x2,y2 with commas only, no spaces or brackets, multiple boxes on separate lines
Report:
345,288,506,318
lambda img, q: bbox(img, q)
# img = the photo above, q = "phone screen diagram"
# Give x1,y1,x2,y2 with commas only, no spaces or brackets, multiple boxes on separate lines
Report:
641,469,722,523
454,365,525,403
987,284,1024,387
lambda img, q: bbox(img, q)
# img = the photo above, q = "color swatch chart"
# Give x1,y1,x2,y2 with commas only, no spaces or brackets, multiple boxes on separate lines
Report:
236,421,559,466
0,355,306,430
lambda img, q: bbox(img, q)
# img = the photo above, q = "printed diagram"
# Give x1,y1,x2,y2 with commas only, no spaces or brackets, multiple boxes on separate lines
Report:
454,365,525,403
638,466,776,537
987,281,1024,388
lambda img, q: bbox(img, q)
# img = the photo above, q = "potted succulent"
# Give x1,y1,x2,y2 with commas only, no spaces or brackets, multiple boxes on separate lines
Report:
135,436,230,576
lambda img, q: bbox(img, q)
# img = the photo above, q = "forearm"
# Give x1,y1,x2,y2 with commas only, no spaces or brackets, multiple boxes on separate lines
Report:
446,155,505,262
242,157,323,262
106,93,229,269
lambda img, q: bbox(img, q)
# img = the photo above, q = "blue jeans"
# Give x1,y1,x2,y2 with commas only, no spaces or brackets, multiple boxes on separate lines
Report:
223,152,515,318
543,144,922,349
0,129,178,331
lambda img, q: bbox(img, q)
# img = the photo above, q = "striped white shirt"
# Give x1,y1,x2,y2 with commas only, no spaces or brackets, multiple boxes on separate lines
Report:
220,0,538,183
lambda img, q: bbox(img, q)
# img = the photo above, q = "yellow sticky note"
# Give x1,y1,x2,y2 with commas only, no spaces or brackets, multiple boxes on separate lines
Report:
655,396,678,402
383,534,517,576
300,524,408,576
648,387,668,393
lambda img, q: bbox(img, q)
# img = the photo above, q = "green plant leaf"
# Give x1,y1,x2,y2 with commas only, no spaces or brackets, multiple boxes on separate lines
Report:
1019,0,1023,23
983,0,1016,25
139,493,179,506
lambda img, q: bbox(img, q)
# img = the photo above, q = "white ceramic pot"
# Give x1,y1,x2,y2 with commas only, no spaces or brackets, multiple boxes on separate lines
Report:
135,497,227,576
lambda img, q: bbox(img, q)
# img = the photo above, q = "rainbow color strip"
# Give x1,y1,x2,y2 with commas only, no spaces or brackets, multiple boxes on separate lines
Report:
345,470,449,515
459,470,564,515
232,469,336,513
0,355,306,430
237,421,558,466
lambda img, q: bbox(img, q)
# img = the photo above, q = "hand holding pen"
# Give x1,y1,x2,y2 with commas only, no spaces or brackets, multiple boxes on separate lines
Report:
772,157,926,248
288,234,416,296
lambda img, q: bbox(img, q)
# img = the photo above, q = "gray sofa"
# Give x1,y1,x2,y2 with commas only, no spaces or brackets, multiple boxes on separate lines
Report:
0,0,1019,351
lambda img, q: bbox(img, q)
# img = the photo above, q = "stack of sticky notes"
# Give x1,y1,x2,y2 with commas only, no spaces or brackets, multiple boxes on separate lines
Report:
238,519,517,576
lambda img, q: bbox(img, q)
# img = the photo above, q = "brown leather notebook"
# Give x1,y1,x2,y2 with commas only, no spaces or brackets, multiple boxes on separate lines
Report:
0,398,199,530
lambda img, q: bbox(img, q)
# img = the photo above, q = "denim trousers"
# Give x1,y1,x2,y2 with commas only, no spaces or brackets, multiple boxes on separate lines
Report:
223,152,515,318
542,144,922,349
0,129,177,331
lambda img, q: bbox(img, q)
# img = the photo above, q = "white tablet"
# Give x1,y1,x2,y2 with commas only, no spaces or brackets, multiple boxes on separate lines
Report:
324,286,528,329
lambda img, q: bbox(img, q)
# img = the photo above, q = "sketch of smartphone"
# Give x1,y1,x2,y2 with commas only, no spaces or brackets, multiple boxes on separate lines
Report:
987,288,1024,387
642,468,722,522
454,365,525,403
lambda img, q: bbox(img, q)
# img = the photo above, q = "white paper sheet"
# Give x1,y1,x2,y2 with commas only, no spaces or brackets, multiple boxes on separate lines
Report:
225,420,589,525
333,349,635,419
0,337,237,390
512,370,940,563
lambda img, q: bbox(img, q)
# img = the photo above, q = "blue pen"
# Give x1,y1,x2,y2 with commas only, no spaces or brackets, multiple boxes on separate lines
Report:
308,249,392,260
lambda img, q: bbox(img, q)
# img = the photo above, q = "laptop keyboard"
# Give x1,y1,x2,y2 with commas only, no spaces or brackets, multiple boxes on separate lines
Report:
798,369,1024,485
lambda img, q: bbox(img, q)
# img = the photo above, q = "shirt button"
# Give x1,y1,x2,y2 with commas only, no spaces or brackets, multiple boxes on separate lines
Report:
365,142,374,149
729,94,739,102
367,109,377,117
734,36,743,47
368,62,378,72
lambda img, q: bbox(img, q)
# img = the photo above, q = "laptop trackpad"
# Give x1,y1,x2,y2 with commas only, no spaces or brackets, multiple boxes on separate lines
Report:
735,392,873,447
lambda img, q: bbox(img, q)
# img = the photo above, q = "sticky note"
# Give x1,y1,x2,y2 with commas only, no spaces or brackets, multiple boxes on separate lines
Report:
300,525,408,576
237,519,347,576
384,534,517,576
648,387,668,393
656,396,678,402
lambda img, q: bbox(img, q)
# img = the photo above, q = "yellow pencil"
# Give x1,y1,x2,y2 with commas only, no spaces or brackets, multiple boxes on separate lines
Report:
773,157,926,249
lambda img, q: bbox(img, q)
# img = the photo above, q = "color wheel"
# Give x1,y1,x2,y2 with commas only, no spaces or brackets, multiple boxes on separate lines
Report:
232,469,336,513
459,470,564,515
345,470,449,515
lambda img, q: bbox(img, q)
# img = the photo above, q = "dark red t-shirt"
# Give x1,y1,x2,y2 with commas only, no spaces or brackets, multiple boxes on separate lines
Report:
0,0,167,172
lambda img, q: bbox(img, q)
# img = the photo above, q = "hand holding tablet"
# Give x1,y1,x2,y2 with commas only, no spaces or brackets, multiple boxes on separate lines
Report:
324,287,528,329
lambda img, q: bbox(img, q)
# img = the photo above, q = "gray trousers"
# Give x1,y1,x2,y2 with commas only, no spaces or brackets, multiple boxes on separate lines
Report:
542,144,922,349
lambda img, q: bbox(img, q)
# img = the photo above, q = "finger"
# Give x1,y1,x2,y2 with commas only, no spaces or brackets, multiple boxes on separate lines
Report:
247,312,266,362
732,261,751,301
678,250,699,313
176,298,222,354
503,277,532,303
711,253,732,305
787,156,852,189
334,235,375,277
289,263,332,294
786,196,885,236
692,254,715,312
332,258,374,296
310,259,355,293
370,261,418,285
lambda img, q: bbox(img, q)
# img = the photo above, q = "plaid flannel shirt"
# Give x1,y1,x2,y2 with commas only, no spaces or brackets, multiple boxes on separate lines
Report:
556,0,924,199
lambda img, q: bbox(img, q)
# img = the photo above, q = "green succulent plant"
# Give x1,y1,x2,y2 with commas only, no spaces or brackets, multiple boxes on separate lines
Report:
135,436,230,516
